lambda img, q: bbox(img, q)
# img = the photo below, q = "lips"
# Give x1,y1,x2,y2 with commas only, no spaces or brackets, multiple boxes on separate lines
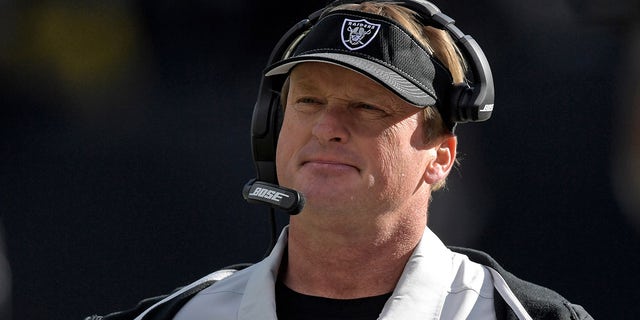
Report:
301,156,360,172
303,160,358,170
296,143,363,173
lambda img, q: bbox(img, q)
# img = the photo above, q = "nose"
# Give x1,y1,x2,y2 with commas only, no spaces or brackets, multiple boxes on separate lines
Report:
311,106,350,144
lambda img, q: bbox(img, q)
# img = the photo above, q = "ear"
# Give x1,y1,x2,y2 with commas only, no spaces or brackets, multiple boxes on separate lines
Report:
424,135,457,185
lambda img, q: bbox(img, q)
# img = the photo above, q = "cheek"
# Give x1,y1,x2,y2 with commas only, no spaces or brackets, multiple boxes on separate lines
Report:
276,126,292,169
374,124,427,184
276,111,297,150
371,131,408,178
275,114,303,183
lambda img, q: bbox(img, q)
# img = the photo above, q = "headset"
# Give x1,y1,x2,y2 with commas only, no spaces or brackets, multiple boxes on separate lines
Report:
243,0,495,231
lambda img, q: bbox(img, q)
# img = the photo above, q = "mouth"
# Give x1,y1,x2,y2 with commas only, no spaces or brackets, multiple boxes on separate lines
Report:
301,159,360,172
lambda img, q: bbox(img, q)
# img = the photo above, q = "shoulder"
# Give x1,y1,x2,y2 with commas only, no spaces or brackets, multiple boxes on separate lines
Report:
449,247,593,320
84,263,253,320
172,265,256,320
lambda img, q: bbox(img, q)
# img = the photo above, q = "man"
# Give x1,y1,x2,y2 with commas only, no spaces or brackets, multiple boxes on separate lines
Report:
86,1,593,319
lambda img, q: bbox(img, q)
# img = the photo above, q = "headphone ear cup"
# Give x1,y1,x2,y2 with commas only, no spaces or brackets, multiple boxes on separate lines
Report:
449,83,473,123
250,75,285,185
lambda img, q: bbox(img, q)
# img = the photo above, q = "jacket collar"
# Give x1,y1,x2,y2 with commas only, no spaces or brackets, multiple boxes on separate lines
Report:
237,226,460,320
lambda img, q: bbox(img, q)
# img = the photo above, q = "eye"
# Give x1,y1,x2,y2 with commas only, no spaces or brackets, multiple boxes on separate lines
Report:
291,96,324,113
297,97,319,104
353,102,389,118
358,103,380,111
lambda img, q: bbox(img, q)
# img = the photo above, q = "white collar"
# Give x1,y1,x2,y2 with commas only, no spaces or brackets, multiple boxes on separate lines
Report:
379,227,458,319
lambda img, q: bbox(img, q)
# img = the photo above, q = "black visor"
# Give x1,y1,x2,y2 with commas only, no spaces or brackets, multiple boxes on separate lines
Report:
264,10,453,107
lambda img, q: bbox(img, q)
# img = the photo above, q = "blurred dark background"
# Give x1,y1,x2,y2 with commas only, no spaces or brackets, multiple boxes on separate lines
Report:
1,0,639,319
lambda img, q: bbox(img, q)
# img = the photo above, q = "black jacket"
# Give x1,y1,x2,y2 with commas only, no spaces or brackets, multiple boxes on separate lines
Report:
449,247,592,320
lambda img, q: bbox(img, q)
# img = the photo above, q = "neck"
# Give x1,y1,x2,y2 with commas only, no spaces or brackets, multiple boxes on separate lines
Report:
282,211,427,299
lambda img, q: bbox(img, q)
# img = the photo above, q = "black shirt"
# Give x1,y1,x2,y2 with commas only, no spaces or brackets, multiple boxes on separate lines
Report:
275,280,392,320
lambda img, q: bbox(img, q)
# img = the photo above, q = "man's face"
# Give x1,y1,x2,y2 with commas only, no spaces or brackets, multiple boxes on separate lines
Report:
275,62,435,217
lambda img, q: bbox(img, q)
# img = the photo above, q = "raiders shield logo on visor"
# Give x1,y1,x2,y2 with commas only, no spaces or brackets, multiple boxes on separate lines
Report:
341,18,381,50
